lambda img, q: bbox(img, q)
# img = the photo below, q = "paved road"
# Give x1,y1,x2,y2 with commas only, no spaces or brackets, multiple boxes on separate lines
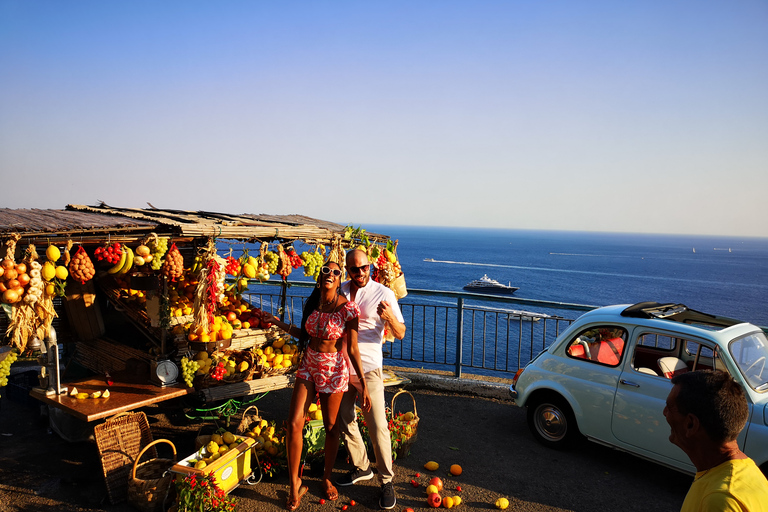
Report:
0,383,691,512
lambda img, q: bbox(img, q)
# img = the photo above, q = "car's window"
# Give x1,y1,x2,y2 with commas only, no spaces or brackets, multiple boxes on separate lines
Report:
637,333,675,350
730,332,768,392
566,326,628,366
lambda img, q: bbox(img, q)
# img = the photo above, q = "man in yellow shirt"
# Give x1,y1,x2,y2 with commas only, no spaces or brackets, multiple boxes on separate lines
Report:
664,370,768,511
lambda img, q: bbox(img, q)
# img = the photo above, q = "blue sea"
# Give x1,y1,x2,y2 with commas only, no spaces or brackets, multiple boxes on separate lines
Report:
364,226,768,327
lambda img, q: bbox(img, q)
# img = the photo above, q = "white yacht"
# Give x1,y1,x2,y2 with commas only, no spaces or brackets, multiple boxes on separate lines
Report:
463,274,519,294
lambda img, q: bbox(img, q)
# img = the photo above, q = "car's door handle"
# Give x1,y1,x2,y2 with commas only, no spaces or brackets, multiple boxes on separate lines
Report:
620,379,640,387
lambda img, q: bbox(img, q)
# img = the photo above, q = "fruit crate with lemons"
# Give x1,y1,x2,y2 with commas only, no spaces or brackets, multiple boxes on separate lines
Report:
171,432,258,495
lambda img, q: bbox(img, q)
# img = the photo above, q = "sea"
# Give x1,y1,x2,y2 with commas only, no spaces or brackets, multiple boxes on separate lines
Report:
236,226,768,328
365,226,768,328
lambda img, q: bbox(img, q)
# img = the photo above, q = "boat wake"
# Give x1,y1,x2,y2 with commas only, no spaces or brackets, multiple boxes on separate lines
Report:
424,259,766,289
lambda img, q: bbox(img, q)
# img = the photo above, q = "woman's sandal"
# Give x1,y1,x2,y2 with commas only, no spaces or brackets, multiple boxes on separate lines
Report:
286,485,308,511
323,482,339,501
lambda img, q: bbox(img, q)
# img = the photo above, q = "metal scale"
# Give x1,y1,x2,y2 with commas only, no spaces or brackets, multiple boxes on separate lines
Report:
32,326,68,396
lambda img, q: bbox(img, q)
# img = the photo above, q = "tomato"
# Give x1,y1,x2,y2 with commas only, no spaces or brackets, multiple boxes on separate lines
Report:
226,311,237,322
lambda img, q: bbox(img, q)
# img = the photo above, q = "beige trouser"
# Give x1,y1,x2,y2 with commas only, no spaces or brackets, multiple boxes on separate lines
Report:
339,367,394,484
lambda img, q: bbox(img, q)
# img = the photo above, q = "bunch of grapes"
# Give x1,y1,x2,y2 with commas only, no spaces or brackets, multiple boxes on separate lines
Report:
180,357,200,388
148,236,169,270
210,361,226,381
224,256,240,276
263,252,279,274
0,350,18,387
94,243,123,264
300,251,325,280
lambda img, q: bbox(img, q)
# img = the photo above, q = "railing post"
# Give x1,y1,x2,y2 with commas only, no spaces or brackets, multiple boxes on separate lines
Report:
455,297,464,378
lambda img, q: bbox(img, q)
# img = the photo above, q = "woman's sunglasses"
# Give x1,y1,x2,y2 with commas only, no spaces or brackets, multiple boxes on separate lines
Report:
320,267,342,277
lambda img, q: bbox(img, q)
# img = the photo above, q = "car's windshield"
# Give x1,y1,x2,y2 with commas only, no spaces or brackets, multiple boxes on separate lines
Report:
730,331,768,391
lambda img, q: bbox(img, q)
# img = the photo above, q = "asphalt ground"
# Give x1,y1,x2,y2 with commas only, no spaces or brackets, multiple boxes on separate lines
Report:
0,374,691,512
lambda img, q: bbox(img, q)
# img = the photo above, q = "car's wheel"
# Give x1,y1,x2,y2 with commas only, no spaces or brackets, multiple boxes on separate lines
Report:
527,394,580,449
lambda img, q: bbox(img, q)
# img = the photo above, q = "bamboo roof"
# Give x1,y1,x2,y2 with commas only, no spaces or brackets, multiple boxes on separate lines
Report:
0,204,386,245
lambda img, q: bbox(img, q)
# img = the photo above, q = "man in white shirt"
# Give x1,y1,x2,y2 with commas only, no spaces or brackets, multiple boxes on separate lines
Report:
337,249,406,510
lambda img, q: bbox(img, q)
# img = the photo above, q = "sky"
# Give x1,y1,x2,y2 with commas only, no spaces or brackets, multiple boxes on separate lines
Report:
1,0,767,237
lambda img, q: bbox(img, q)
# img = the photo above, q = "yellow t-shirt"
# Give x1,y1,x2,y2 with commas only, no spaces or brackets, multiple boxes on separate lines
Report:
681,458,768,512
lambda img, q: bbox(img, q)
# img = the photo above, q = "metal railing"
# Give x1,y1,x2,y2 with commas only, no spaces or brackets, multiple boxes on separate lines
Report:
243,282,599,379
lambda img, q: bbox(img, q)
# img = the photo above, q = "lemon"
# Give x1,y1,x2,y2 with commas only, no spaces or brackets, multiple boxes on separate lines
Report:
259,419,268,428
272,338,285,349
42,261,56,281
424,461,439,471
222,431,235,444
495,498,509,510
403,411,414,421
426,484,439,495
90,391,102,399
450,464,462,476
238,361,249,372
453,496,462,506
55,266,68,280
308,403,318,413
206,441,219,455
443,497,454,509
102,389,110,398
211,433,223,445
46,245,61,262
194,460,207,469
75,392,89,399
218,445,229,454
311,410,323,421
69,387,78,396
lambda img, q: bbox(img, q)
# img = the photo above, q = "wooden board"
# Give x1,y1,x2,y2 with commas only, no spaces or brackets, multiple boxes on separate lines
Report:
63,280,105,341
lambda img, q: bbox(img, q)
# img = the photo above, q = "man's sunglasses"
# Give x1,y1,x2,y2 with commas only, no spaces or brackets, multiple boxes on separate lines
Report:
348,264,370,274
320,267,342,277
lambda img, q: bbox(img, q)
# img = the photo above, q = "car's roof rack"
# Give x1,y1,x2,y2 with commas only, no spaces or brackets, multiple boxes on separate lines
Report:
621,302,743,329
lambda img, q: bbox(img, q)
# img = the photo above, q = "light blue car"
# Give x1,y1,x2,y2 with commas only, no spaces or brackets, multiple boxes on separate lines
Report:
509,302,768,475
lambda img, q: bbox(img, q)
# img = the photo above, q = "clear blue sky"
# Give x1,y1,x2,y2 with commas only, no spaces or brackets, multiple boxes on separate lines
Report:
1,0,766,237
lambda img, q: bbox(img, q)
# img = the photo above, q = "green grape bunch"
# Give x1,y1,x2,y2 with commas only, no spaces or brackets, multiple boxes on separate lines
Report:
300,251,325,280
148,236,169,270
0,350,19,387
180,357,200,388
263,251,279,274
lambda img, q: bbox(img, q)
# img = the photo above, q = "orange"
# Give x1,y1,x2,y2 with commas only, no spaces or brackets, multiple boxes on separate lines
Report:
450,464,462,476
200,334,211,343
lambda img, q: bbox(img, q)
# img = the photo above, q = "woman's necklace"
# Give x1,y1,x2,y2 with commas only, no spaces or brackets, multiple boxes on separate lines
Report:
320,294,338,311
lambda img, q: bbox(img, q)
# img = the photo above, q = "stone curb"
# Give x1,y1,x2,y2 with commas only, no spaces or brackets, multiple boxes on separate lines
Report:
389,369,512,401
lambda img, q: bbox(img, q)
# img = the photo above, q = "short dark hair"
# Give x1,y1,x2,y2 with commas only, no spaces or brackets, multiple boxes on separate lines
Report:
671,370,748,443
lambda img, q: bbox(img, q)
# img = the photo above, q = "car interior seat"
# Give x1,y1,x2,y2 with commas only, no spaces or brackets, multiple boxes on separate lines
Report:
658,357,689,379
636,367,658,376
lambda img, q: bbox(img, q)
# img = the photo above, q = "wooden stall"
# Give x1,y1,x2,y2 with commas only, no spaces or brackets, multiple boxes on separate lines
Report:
0,204,402,422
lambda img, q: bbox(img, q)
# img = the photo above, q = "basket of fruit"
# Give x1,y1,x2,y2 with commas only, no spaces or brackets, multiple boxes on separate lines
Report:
253,339,301,378
195,349,256,389
235,405,263,435
389,390,419,459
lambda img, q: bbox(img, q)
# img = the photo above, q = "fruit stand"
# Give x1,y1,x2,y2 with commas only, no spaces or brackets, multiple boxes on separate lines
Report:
0,204,406,424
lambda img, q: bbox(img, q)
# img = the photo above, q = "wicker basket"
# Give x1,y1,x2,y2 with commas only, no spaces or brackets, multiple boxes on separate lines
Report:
390,390,419,459
235,405,263,435
94,412,157,505
128,439,177,512
195,349,256,389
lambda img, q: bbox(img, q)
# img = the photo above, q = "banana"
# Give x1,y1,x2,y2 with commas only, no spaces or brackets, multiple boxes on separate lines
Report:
119,246,134,275
107,245,127,274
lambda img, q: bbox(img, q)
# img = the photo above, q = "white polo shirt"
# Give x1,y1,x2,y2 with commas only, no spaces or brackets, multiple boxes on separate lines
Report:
341,279,404,375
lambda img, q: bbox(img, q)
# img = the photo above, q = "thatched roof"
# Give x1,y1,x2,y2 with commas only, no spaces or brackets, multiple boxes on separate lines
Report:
0,204,386,245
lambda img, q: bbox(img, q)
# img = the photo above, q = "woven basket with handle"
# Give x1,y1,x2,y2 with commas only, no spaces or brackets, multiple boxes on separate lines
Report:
390,390,419,459
127,439,177,512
